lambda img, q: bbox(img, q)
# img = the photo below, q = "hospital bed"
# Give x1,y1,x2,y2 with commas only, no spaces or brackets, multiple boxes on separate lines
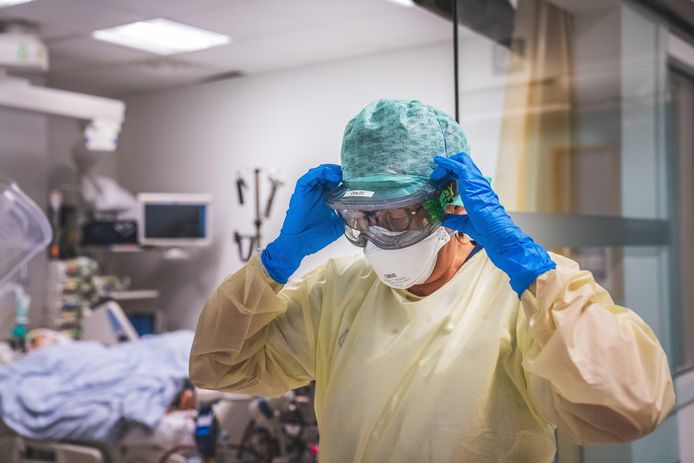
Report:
0,437,186,463
0,397,254,463
0,385,255,463
0,304,255,463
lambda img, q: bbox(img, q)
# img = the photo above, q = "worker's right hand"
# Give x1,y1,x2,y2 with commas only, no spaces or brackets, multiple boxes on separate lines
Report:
431,153,555,296
261,164,343,283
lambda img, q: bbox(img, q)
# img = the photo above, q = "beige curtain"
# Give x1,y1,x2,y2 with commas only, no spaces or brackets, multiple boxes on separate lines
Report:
494,0,574,213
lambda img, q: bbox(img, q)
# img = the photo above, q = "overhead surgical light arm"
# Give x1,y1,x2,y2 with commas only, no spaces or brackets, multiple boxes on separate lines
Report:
0,71,125,151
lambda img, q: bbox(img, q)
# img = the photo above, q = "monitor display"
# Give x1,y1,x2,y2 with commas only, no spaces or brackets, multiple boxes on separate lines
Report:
127,313,156,336
137,193,211,246
144,204,206,239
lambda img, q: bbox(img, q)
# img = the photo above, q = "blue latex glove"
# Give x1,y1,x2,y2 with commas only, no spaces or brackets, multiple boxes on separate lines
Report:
431,153,556,296
261,164,344,284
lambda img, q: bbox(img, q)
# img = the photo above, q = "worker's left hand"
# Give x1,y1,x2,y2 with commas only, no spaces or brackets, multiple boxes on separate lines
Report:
431,152,555,296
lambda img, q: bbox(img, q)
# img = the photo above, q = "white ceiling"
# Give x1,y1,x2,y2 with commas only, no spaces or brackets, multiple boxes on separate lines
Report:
0,0,454,96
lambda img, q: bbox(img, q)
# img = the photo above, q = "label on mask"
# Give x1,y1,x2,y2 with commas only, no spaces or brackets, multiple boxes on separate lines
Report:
381,272,411,288
344,190,375,198
364,226,450,289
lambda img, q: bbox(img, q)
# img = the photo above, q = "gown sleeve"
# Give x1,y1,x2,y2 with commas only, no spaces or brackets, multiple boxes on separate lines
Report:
516,253,676,444
189,253,327,397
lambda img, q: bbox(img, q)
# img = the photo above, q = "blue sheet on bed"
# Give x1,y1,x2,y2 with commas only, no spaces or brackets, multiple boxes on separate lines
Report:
0,330,194,443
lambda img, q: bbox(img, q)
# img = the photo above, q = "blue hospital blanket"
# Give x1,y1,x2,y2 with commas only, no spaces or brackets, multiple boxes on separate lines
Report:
0,330,194,443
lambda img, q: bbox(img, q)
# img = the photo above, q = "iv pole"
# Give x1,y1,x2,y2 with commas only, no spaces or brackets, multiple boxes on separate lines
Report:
233,168,283,262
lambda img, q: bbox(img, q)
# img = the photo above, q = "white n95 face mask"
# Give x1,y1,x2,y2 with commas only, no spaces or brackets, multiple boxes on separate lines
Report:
364,227,451,289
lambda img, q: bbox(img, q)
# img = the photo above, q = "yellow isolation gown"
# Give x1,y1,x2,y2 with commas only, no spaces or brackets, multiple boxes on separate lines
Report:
189,250,674,462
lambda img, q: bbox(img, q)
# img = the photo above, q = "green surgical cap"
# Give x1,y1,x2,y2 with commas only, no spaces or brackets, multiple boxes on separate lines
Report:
341,99,469,186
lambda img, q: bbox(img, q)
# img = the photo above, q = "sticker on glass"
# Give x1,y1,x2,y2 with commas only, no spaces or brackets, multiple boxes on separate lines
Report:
344,190,375,198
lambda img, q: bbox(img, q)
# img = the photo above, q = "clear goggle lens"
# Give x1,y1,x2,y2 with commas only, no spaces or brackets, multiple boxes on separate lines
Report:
328,184,455,249
339,205,433,233
342,223,440,249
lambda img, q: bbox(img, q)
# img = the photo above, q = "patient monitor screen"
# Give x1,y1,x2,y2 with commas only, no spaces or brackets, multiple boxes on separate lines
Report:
144,204,206,239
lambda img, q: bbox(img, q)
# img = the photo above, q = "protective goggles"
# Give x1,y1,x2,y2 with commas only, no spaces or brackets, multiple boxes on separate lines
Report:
327,183,455,249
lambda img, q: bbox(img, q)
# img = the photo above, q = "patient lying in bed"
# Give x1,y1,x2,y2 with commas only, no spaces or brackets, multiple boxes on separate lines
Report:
0,330,194,446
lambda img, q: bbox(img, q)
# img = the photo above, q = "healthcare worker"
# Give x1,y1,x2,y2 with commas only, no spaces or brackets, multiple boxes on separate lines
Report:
190,99,675,462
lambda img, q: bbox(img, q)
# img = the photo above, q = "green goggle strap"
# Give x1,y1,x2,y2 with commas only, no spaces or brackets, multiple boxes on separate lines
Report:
421,183,455,221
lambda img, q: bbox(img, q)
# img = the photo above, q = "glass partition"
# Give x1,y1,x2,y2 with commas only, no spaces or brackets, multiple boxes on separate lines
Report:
668,70,694,373
443,0,684,461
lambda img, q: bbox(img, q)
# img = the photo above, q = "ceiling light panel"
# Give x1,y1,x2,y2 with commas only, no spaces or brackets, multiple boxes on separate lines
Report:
386,0,416,7
0,0,34,7
92,18,230,55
